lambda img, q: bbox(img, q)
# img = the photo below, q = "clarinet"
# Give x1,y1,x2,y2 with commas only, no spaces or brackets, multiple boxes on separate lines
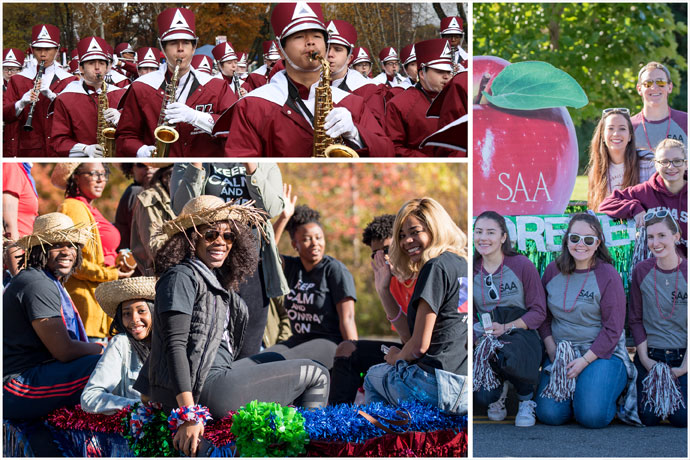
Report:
232,73,243,98
23,60,45,132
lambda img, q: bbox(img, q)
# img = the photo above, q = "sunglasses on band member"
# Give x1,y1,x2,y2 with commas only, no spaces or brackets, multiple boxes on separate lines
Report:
370,245,390,259
602,107,630,116
568,233,599,246
203,229,236,244
484,273,499,301
640,79,668,88
644,209,681,233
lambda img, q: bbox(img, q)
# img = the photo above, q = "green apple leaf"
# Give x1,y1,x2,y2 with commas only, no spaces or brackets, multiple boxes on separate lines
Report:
483,61,589,110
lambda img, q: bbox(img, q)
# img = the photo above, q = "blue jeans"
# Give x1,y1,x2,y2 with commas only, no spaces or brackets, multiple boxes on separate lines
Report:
364,360,438,407
634,348,687,427
535,356,626,428
474,377,535,408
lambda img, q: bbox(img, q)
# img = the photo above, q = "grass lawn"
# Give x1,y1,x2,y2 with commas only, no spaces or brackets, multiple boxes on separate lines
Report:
571,175,588,201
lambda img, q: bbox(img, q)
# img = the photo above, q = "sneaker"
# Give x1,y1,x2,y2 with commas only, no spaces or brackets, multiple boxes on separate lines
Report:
515,400,537,427
486,381,509,421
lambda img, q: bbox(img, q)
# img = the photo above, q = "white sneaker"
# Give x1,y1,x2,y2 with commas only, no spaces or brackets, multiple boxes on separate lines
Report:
486,381,509,421
515,400,537,427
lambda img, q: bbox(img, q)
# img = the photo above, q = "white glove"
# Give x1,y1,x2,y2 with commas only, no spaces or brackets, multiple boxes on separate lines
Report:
39,87,57,101
165,102,199,125
136,145,157,158
17,89,36,110
83,144,104,158
103,108,121,126
324,107,358,140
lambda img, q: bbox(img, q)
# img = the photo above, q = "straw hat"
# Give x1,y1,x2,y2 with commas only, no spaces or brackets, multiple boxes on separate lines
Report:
16,212,93,252
160,195,267,240
95,277,157,318
51,163,82,190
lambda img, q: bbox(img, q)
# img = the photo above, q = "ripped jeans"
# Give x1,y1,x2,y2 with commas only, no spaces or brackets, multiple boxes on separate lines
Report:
364,360,438,406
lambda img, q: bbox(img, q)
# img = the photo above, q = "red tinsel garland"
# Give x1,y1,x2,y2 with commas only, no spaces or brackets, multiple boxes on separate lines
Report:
204,411,238,447
305,429,468,457
45,405,131,434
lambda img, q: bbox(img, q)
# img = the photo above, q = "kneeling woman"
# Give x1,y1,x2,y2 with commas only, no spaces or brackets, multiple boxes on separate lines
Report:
146,196,330,456
364,198,468,412
536,213,637,428
81,277,156,414
629,212,687,427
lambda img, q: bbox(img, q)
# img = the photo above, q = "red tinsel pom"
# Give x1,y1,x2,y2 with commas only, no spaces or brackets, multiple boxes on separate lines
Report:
45,405,131,434
204,411,238,447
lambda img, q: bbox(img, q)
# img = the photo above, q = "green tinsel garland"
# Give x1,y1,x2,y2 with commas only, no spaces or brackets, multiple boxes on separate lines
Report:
231,401,308,457
121,406,175,457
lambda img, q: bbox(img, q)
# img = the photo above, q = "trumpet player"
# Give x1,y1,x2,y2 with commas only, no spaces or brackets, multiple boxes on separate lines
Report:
212,41,246,98
117,7,236,157
440,16,467,73
324,20,387,129
216,2,393,157
50,36,125,157
3,24,77,157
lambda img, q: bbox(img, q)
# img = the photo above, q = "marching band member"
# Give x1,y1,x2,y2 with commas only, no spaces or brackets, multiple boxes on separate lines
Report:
242,40,281,92
3,24,78,157
400,44,418,85
212,41,246,97
440,16,467,72
190,54,213,75
135,47,161,77
112,42,138,80
372,46,410,89
236,51,249,80
350,46,373,78
116,7,236,157
217,2,393,157
385,38,454,157
50,37,126,157
3,49,25,157
325,20,387,128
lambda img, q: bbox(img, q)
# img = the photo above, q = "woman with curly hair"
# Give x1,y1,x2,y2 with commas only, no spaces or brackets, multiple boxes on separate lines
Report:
364,198,468,413
267,203,358,369
586,108,653,211
141,196,329,457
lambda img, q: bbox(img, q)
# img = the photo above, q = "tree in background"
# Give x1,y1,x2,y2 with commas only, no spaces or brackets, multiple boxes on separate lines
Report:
473,3,687,172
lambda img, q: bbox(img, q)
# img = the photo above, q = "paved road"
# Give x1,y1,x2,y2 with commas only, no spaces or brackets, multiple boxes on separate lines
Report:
473,415,687,458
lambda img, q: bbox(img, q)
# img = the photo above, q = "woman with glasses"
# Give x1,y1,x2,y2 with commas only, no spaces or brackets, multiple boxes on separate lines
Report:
364,198,468,413
535,213,637,428
473,210,546,427
52,163,135,342
586,108,653,211
142,196,329,456
629,211,687,427
600,138,687,254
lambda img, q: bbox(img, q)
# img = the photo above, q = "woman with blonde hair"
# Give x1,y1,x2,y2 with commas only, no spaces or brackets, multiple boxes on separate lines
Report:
364,197,468,413
586,108,652,211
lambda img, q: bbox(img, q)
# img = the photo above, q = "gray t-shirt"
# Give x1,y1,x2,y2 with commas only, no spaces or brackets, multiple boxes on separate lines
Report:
472,254,546,329
629,257,687,349
631,108,687,151
539,261,626,359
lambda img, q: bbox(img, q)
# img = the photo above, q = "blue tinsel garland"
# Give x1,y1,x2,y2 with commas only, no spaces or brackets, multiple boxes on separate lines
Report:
298,400,467,444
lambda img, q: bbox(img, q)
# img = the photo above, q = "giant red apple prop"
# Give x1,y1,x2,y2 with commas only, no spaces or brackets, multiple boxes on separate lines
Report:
473,57,588,216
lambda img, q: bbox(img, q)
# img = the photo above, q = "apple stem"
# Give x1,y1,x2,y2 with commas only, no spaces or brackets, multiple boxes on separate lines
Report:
473,72,491,105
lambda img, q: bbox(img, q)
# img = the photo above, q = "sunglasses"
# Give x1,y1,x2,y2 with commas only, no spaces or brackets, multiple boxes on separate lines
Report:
568,233,599,246
203,229,236,244
640,79,668,88
644,209,680,233
79,171,109,181
370,245,389,259
602,107,630,116
484,273,499,301
654,158,686,168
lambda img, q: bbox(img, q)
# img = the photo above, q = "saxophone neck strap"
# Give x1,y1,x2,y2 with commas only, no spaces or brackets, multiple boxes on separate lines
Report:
287,77,314,125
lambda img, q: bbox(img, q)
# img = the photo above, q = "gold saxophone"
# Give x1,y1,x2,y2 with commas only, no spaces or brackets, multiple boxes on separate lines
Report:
97,76,116,157
153,59,182,157
309,52,359,158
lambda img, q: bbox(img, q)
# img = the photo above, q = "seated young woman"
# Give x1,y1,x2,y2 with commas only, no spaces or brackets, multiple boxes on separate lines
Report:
81,277,156,414
629,212,687,427
473,210,546,427
363,198,468,413
138,196,330,457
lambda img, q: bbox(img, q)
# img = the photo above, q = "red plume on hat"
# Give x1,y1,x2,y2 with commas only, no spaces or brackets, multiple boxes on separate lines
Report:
326,20,357,49
31,24,60,48
271,2,326,41
212,42,237,63
157,7,197,42
440,16,463,35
